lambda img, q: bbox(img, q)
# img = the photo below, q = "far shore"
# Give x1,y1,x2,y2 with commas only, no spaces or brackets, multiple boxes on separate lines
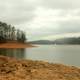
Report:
0,42,35,48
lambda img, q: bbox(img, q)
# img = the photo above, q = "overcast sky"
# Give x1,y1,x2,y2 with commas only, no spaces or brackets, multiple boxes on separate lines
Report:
0,0,80,41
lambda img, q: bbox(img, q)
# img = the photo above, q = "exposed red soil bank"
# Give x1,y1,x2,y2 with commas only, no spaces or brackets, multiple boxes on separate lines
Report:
0,42,34,48
0,56,80,80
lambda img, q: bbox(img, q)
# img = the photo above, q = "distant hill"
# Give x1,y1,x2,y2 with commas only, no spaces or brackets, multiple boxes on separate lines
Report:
54,37,80,44
29,37,80,45
29,40,54,44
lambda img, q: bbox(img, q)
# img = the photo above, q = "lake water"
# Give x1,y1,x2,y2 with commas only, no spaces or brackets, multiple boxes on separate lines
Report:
0,45,80,67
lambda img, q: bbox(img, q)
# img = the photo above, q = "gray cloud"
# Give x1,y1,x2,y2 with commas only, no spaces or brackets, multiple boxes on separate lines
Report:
0,0,38,25
58,20,80,33
40,0,80,9
0,0,80,40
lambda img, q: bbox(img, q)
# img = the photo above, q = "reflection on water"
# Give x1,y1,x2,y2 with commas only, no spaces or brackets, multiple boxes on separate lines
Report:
0,48,26,59
0,45,80,67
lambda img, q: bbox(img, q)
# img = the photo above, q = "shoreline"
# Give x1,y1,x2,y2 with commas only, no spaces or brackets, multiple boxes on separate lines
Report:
0,42,35,48
0,56,80,80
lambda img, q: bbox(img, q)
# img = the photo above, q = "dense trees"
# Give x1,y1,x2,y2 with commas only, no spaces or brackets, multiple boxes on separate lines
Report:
0,21,26,43
54,37,80,44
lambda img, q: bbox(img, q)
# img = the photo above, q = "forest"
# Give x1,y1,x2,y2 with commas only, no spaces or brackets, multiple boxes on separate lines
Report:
54,37,80,44
0,21,26,43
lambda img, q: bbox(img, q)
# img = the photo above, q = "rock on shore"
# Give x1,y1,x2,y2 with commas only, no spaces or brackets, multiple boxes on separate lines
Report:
0,56,80,80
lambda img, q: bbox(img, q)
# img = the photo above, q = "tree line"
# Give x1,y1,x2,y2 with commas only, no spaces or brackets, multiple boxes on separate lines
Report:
54,37,80,44
0,21,26,43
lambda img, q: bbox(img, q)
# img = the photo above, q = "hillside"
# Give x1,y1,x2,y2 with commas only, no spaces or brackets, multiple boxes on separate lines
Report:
54,37,80,44
29,40,54,44
29,37,80,45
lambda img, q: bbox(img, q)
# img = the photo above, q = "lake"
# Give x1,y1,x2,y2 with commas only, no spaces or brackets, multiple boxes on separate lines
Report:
0,45,80,67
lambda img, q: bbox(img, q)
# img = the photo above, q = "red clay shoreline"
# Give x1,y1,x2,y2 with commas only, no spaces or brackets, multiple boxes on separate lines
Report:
0,42,35,48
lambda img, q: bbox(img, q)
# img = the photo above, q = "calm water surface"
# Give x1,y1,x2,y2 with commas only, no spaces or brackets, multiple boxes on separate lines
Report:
0,45,80,67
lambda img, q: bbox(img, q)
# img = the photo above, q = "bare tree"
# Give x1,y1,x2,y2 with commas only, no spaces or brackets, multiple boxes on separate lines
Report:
11,27,16,40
